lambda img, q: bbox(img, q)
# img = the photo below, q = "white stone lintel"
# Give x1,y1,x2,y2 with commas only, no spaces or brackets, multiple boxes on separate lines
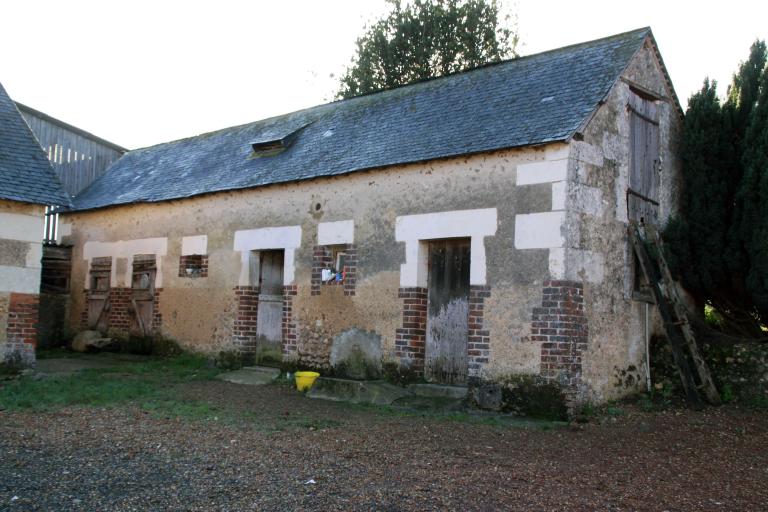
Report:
83,237,168,288
233,225,302,286
396,208,497,287
181,235,208,256
317,220,354,246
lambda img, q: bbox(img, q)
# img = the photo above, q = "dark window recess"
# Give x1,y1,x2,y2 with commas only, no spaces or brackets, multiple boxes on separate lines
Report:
632,251,653,303
40,245,72,294
179,254,208,278
250,122,311,157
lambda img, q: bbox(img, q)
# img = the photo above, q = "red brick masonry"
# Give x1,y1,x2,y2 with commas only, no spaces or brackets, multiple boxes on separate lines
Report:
468,285,491,377
395,287,428,374
233,286,259,352
233,285,298,357
81,287,163,337
311,244,357,296
5,292,39,362
395,286,492,377
282,285,298,356
532,280,588,388
109,287,132,334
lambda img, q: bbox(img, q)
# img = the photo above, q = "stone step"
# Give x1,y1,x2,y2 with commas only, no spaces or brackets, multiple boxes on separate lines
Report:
241,366,281,377
408,383,468,400
307,377,411,405
217,365,280,386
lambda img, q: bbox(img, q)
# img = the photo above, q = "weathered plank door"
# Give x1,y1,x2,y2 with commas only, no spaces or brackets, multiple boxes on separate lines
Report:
87,257,111,333
256,250,284,363
130,255,156,337
426,238,471,384
627,91,661,224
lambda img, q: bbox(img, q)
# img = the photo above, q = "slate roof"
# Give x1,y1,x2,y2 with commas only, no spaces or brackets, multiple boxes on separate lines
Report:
0,82,71,206
73,28,653,211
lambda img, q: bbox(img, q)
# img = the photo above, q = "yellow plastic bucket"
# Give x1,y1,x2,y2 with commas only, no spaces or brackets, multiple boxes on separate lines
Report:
295,371,320,391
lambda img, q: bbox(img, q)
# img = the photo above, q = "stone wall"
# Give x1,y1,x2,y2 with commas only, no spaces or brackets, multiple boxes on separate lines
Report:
562,38,684,402
0,200,45,366
57,37,684,403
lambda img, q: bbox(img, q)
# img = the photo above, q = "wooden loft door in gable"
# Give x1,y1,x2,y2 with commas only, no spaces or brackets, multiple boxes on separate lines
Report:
627,90,660,225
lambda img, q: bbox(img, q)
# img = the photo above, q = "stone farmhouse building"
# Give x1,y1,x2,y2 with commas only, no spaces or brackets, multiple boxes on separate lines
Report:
0,82,71,365
58,28,682,403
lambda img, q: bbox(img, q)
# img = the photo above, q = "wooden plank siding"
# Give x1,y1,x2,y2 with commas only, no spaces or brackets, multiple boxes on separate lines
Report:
16,103,127,197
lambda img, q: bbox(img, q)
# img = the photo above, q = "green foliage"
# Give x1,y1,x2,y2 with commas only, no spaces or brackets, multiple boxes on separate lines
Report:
338,0,517,98
0,353,217,412
663,40,767,334
734,43,768,319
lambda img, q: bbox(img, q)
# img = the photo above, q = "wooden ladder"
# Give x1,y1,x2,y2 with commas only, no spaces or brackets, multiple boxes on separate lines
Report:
629,223,721,406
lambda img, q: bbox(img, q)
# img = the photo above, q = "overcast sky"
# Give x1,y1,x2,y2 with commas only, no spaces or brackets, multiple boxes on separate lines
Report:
2,1,766,150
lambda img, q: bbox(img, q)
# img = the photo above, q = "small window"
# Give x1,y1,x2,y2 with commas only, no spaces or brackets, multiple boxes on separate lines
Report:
133,272,151,290
179,254,207,278
321,245,348,283
91,275,109,292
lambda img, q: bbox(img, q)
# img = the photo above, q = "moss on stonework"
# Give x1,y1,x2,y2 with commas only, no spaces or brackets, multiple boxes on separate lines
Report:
382,361,421,387
333,346,381,380
471,375,569,421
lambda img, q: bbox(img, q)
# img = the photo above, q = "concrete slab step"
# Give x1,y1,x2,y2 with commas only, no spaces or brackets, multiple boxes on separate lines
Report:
307,377,411,405
408,383,468,399
217,366,280,386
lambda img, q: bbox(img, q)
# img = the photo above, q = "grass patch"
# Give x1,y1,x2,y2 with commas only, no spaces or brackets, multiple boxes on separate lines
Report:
0,353,218,412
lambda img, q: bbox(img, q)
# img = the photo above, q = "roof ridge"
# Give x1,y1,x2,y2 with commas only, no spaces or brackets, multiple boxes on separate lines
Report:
126,27,651,153
72,27,652,211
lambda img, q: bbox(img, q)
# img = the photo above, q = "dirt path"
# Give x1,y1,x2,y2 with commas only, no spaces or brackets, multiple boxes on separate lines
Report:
1,380,767,511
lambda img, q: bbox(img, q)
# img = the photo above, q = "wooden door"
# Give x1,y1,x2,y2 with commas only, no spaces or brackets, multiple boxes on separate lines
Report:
256,250,284,364
87,257,111,333
628,91,661,224
426,238,471,384
130,255,156,337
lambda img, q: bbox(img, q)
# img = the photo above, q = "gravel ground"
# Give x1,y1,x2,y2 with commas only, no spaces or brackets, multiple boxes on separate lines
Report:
1,381,767,511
